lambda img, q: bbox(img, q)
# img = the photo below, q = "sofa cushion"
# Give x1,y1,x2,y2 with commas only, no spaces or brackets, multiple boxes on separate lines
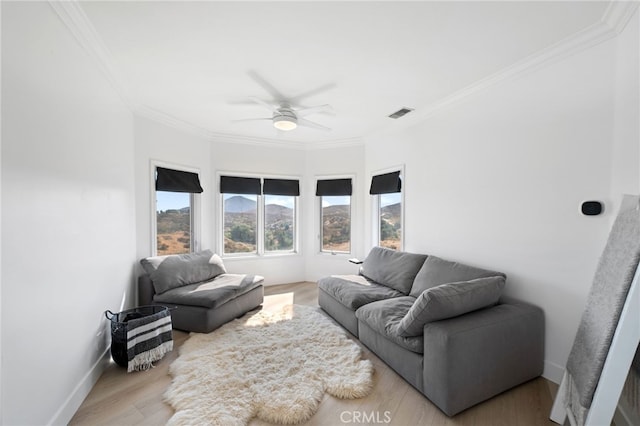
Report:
398,276,505,337
361,247,428,295
409,255,505,297
318,275,404,310
140,249,227,295
355,297,424,354
153,274,264,309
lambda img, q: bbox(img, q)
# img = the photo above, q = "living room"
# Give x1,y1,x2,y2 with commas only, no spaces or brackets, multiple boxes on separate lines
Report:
2,1,639,425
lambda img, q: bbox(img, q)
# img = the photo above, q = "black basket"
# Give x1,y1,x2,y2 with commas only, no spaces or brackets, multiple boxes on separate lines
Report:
105,305,171,368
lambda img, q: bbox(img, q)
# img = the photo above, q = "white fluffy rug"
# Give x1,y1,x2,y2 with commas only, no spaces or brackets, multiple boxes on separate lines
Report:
165,304,374,425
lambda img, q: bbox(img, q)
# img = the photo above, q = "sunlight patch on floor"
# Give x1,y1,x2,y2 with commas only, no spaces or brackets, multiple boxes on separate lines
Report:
263,292,295,314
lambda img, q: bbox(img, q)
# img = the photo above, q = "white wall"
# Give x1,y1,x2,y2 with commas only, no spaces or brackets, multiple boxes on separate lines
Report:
131,7,639,385
303,144,367,281
364,18,639,383
1,3,636,423
134,116,213,261
209,137,308,285
1,3,136,424
610,8,640,204
133,119,317,285
133,119,368,285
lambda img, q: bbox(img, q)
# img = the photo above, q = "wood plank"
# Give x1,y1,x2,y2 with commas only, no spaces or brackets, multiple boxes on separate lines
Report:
70,282,557,425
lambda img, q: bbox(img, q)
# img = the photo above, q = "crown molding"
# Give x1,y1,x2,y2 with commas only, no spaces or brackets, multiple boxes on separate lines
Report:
51,0,635,149
209,133,309,151
48,1,136,110
136,105,305,150
48,0,361,151
208,133,363,151
135,105,219,141
135,105,363,151
602,1,639,35
369,0,638,135
306,137,364,150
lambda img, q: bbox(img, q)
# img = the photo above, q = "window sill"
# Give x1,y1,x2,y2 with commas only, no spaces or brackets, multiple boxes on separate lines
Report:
317,251,352,258
222,252,302,261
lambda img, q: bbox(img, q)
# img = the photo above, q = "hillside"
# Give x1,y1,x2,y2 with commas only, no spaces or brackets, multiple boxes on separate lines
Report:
157,231,190,255
380,202,401,250
323,205,349,216
156,207,190,255
225,195,257,213
381,203,401,224
224,202,295,253
265,204,294,251
265,203,293,218
157,200,400,254
322,204,350,252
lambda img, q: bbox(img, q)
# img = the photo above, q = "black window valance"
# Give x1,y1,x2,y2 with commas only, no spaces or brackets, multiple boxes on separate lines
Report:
156,167,203,193
316,178,352,196
369,171,401,195
263,178,300,196
220,176,261,195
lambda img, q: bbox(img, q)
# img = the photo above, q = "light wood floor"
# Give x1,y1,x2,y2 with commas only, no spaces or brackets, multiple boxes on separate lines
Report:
71,282,558,425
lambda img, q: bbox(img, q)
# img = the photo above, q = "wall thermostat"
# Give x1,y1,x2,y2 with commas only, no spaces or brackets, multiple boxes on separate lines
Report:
581,201,603,216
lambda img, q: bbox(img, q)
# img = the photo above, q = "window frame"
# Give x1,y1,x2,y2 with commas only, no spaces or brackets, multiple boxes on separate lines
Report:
150,160,201,256
316,174,355,255
264,193,298,254
370,166,404,251
221,192,260,256
218,172,301,258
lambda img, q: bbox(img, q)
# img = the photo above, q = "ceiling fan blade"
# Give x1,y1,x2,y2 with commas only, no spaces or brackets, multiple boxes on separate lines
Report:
247,70,286,102
231,118,272,123
298,117,331,132
289,82,337,104
296,104,334,118
248,96,276,112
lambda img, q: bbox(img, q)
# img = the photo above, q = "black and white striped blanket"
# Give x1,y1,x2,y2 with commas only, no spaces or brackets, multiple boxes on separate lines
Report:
125,307,173,372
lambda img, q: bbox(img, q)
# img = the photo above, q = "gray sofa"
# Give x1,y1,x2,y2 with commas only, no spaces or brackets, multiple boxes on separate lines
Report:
318,247,544,416
138,249,264,333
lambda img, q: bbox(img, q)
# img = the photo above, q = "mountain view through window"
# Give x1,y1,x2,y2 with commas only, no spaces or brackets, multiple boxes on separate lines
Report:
321,195,351,253
223,194,258,254
380,192,401,250
223,194,296,254
156,191,191,255
264,195,295,252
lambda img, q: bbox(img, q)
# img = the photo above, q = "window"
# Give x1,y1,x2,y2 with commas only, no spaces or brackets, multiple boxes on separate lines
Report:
320,196,351,253
153,165,203,256
379,192,402,250
264,194,295,252
223,193,257,254
220,175,299,256
316,178,353,254
370,170,402,250
156,192,193,255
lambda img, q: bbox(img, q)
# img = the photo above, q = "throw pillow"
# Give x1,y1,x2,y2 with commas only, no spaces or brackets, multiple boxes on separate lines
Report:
360,247,427,295
409,255,506,297
140,249,227,295
397,276,505,337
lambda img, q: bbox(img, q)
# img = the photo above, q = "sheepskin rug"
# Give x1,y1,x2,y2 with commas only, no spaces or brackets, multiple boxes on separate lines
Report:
165,304,374,425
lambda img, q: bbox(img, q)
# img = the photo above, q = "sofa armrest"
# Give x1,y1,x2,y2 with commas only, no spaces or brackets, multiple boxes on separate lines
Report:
422,301,544,416
138,274,155,306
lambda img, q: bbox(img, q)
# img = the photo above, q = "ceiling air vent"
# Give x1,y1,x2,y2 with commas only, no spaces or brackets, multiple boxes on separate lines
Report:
388,107,414,119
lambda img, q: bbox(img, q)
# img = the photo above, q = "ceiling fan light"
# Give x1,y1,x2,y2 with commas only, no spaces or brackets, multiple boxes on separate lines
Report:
273,116,297,131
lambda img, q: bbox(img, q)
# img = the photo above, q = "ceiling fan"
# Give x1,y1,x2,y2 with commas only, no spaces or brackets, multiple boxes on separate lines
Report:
233,71,335,132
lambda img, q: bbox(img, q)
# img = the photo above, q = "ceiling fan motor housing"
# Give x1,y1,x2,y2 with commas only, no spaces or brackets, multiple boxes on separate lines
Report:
273,108,298,131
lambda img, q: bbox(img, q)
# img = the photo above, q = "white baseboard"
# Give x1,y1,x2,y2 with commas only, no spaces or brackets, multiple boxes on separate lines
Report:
543,360,565,384
47,347,111,426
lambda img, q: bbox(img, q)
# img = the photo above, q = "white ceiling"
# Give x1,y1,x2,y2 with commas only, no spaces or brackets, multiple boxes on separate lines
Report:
78,1,611,145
